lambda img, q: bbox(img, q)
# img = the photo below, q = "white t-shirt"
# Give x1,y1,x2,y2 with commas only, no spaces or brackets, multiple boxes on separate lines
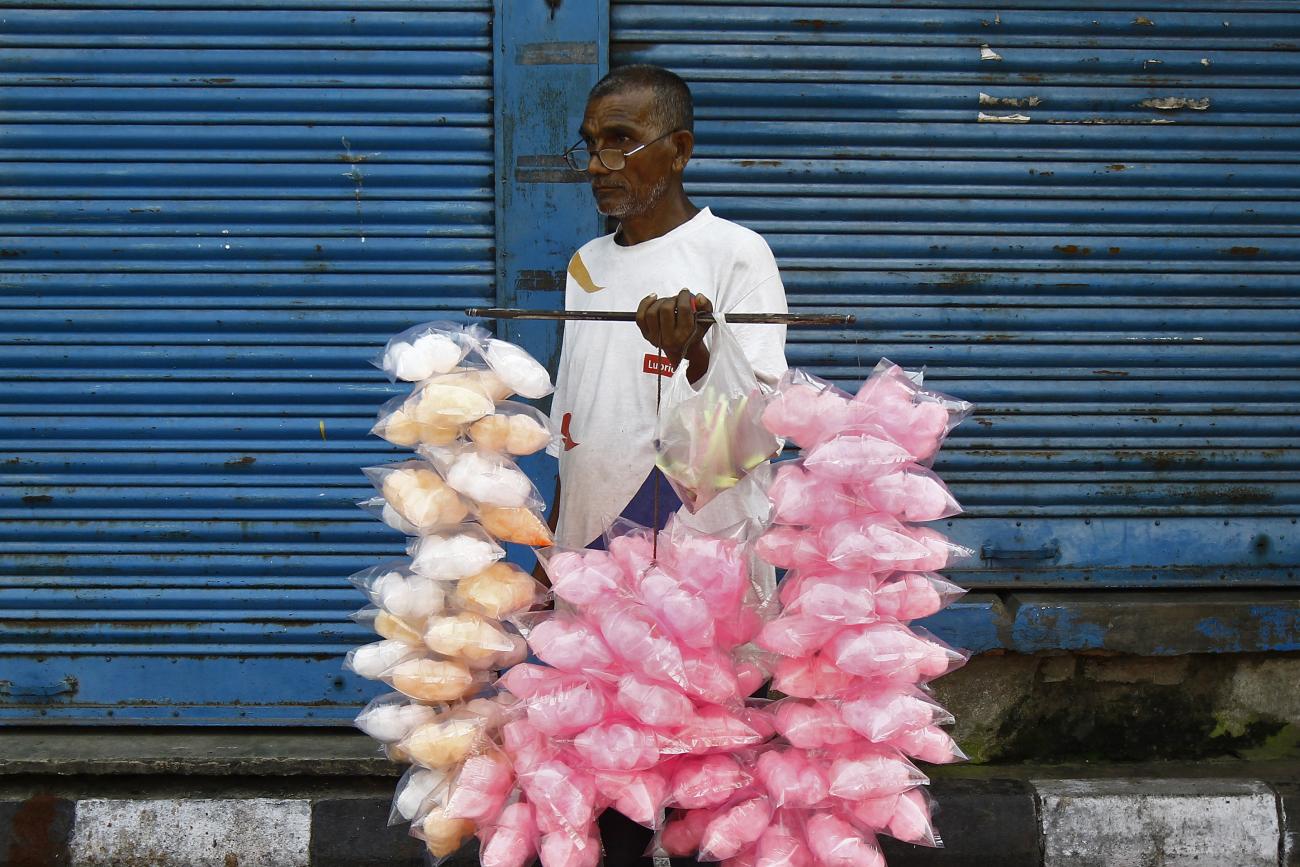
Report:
550,208,789,548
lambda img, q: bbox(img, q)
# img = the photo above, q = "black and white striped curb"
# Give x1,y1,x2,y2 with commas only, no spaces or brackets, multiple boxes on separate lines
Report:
1,777,1295,866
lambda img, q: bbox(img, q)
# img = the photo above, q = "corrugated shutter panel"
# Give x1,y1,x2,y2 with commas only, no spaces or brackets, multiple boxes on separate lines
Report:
0,1,494,723
613,3,1299,590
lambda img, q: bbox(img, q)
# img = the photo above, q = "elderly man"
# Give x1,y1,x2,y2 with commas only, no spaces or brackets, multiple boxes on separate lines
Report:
550,63,789,553
547,63,789,865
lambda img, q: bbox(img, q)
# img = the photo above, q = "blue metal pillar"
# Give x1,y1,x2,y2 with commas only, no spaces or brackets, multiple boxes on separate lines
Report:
493,0,608,359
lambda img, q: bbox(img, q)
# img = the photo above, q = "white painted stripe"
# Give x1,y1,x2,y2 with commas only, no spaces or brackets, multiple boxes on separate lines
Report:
70,798,310,867
1035,779,1280,867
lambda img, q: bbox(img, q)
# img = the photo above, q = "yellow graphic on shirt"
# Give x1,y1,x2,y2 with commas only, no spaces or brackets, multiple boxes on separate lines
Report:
567,251,605,294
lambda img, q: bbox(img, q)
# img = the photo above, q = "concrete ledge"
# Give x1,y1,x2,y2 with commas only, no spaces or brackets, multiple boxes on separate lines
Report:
0,775,1296,867
0,730,394,778
1036,778,1281,867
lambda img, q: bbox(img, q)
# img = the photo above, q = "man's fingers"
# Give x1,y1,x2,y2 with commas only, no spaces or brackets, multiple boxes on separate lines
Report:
636,293,658,343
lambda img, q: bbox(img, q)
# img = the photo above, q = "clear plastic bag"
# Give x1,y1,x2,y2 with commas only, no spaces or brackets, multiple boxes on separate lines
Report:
766,460,860,527
399,705,499,769
592,767,671,829
515,611,617,674
802,428,915,485
872,571,966,622
389,764,452,827
825,621,968,684
369,394,463,449
805,812,886,867
536,546,628,608
853,466,962,524
519,673,611,738
851,359,974,465
572,720,661,772
345,638,425,680
779,571,877,627
444,750,516,822
381,655,486,703
469,400,561,456
373,320,486,383
697,796,773,862
410,803,477,860
754,748,828,809
348,561,447,624
421,444,542,510
452,562,548,619
477,800,540,867
770,699,858,750
837,686,955,744
474,337,555,400
422,611,525,670
476,504,554,547
820,515,935,574
362,460,472,532
823,745,928,802
654,313,780,513
353,690,444,743
760,368,856,450
407,525,505,580
410,370,509,425
667,754,755,809
351,604,425,646
516,758,599,842
844,786,943,848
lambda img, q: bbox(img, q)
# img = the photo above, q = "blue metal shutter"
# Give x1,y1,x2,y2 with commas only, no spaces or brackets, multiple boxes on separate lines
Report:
0,1,494,723
612,4,1299,592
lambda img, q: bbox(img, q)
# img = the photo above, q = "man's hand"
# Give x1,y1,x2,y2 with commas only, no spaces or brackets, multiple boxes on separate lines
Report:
636,288,713,367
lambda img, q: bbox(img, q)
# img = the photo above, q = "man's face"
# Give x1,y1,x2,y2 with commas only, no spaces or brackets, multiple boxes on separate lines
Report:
579,87,678,219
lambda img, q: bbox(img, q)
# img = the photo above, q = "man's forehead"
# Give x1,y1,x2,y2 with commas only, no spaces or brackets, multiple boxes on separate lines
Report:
580,88,657,135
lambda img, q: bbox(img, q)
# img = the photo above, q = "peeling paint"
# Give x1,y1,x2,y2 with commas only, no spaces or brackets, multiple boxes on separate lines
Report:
979,44,1003,62
1140,97,1211,111
1048,118,1174,125
1201,58,1212,67
978,112,1031,124
980,92,1042,108
1133,15,1155,26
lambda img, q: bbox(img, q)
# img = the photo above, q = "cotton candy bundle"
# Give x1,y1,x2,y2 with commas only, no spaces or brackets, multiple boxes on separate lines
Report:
354,692,444,743
478,337,555,399
407,527,504,580
434,447,538,509
453,562,543,619
353,332,564,863
469,403,556,455
687,359,971,863
478,505,554,547
374,321,483,383
369,462,471,531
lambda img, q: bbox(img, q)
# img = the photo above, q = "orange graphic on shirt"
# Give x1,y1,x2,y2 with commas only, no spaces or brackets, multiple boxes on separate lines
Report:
567,251,605,294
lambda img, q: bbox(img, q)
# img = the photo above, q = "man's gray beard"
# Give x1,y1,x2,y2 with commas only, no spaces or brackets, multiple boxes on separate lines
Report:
597,175,670,219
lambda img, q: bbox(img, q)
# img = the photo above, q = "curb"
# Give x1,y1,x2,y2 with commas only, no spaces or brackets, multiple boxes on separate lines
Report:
0,778,1293,866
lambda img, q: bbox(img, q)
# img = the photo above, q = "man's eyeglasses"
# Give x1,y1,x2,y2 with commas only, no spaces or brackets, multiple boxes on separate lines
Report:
562,130,677,172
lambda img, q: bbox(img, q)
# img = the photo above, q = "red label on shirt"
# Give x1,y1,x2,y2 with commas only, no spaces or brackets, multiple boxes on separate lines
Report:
643,353,675,377
560,412,580,451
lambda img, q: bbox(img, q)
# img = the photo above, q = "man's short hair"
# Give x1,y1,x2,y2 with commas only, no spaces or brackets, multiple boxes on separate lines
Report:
588,64,694,135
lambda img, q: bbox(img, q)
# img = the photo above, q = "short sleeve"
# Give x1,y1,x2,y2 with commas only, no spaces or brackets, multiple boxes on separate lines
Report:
717,240,789,386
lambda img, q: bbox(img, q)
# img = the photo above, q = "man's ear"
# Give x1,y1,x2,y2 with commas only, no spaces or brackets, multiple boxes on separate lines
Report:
671,129,694,172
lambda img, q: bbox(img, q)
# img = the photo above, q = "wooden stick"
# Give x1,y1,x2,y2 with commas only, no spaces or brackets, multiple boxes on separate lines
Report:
465,307,854,326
